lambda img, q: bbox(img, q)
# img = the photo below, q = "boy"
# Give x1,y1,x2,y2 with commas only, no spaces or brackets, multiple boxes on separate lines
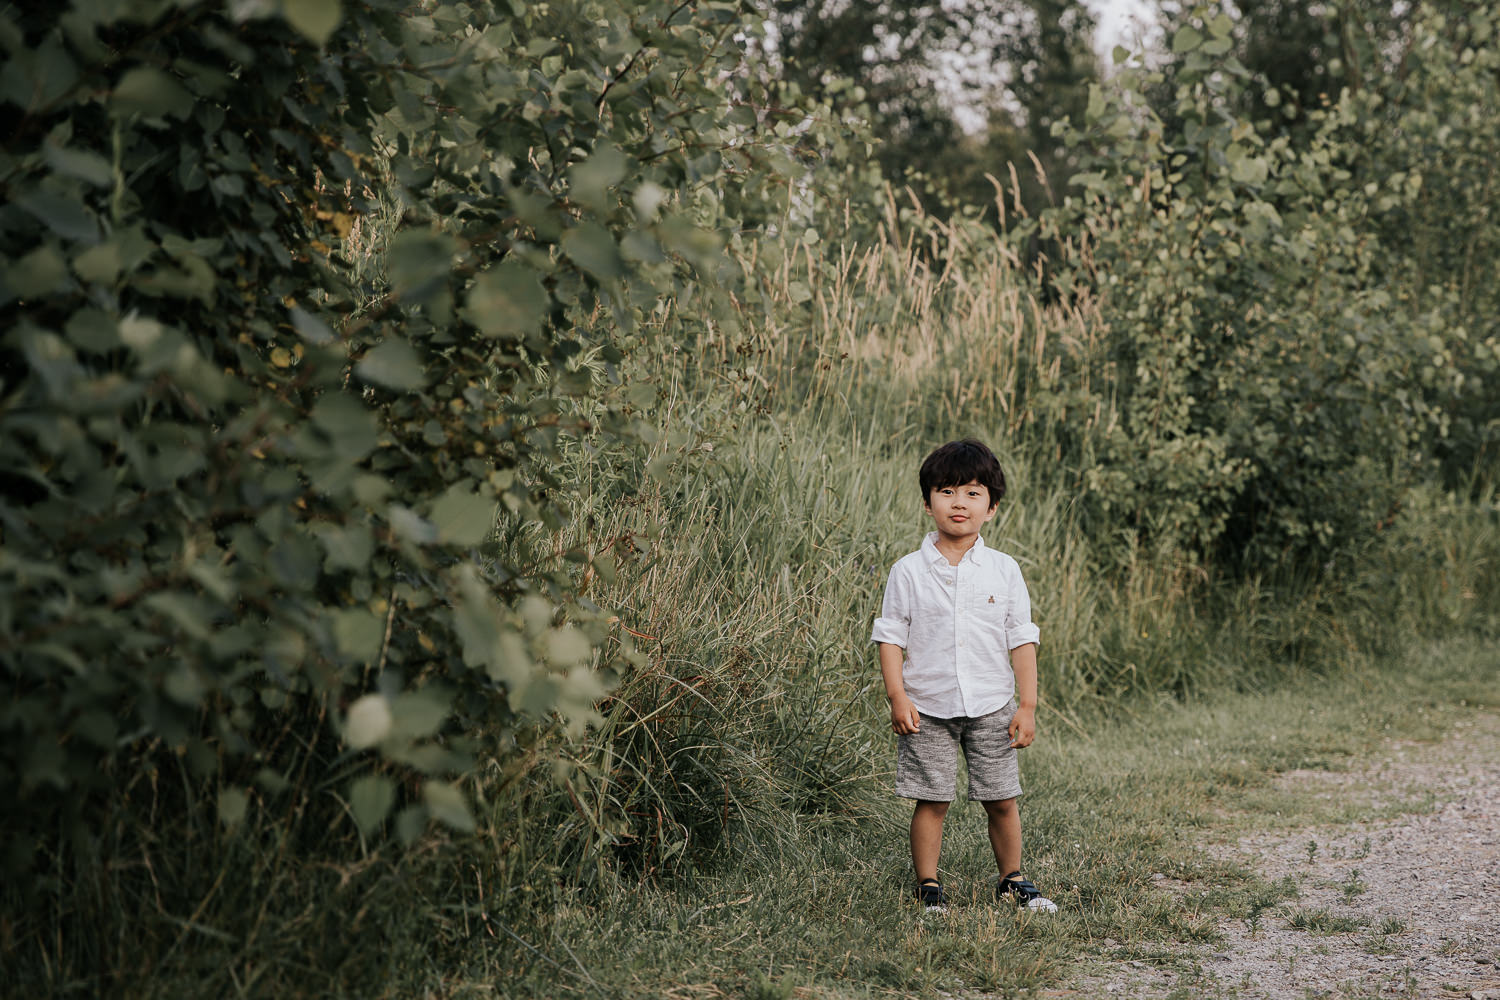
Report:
870,439,1057,913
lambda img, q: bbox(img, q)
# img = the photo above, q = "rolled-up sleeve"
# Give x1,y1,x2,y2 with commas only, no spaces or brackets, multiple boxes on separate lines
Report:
1004,566,1041,650
870,563,911,647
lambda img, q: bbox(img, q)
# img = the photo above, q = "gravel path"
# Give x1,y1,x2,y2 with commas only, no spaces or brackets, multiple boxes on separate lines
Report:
1067,712,1500,1000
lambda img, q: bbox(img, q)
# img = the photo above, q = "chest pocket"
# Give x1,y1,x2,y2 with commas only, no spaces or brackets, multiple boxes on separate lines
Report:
966,583,1014,645
967,588,1004,614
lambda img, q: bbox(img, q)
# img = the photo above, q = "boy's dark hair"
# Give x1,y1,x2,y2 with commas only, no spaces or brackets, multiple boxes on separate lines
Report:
919,439,1006,509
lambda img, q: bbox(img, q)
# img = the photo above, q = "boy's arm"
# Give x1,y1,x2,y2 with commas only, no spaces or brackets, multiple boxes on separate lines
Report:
879,642,921,734
1008,642,1038,748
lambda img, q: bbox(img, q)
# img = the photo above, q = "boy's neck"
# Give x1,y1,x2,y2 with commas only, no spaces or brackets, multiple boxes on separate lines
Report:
933,531,980,566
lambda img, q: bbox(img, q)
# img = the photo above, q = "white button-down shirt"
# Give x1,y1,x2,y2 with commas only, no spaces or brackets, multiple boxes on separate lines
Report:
870,532,1041,719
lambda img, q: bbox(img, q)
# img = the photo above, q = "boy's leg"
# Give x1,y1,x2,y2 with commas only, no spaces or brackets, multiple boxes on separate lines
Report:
896,713,960,886
962,704,1024,875
910,800,950,883
981,797,1021,877
984,796,1058,911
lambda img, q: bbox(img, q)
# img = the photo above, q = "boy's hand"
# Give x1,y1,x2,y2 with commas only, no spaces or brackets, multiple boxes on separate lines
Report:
890,696,921,735
1008,706,1036,748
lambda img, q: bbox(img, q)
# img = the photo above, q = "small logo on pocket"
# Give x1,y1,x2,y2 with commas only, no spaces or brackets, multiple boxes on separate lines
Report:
987,595,995,603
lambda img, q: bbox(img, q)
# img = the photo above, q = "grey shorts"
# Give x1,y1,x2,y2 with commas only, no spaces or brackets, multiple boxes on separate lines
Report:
895,700,1022,802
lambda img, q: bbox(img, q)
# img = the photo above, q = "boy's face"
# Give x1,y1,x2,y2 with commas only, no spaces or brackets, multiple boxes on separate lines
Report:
923,479,997,541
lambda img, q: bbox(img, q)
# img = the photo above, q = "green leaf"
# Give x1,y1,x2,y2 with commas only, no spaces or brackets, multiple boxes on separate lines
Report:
422,780,475,833
553,666,608,733
65,308,122,352
311,392,379,458
316,521,374,571
633,181,667,221
44,143,113,187
626,381,658,409
4,245,68,300
561,222,624,281
111,67,194,120
282,0,342,46
289,306,335,345
144,592,213,641
268,535,321,590
218,787,250,828
1171,26,1203,54
395,804,427,844
389,689,449,742
356,337,426,390
0,39,78,112
14,189,98,243
352,474,392,507
464,261,549,338
544,625,592,667
387,504,438,545
73,241,122,284
1202,35,1234,56
119,314,162,350
568,143,628,213
430,483,494,546
345,694,393,749
387,230,456,299
1230,154,1268,186
348,775,395,836
332,607,384,663
451,567,532,689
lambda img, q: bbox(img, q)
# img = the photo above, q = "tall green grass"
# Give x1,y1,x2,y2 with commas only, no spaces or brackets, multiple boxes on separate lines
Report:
469,191,1500,951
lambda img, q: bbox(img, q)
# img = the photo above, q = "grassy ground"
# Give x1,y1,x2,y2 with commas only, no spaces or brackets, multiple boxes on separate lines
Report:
444,634,1496,999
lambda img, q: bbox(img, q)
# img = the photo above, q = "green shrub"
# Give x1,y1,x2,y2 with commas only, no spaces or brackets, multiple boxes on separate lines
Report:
1039,4,1498,570
0,0,852,898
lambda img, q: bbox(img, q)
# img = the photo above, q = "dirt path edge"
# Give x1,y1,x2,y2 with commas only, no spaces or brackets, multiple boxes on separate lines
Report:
1065,713,1500,1000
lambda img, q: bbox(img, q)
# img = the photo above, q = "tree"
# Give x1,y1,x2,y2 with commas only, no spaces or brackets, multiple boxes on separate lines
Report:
1147,0,1417,133
758,0,1100,220
1038,6,1462,568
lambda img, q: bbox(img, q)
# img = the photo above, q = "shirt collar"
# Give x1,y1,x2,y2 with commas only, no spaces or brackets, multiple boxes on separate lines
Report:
921,531,987,565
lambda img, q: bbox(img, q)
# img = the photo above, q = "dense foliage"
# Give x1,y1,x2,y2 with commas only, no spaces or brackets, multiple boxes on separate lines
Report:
0,0,847,863
1040,2,1499,565
760,0,1101,217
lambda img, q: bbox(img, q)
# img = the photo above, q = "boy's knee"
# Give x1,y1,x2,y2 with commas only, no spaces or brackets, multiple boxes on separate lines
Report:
914,799,951,818
981,797,1018,818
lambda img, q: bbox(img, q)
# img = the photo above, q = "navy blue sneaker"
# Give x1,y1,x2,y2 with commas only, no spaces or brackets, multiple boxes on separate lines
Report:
998,871,1058,912
916,878,948,911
